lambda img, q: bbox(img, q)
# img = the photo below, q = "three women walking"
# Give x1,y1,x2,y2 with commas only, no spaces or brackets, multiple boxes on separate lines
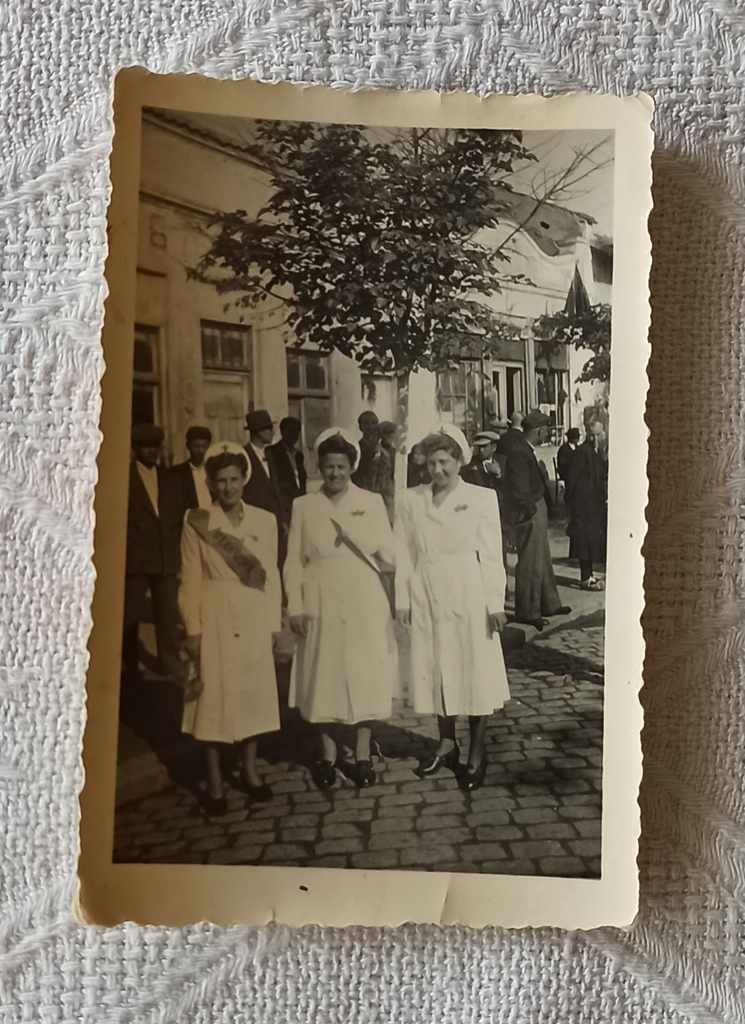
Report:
178,424,514,812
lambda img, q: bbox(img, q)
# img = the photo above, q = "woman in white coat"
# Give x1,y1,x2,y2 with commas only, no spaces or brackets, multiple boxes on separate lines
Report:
396,427,510,791
284,428,397,789
179,442,281,816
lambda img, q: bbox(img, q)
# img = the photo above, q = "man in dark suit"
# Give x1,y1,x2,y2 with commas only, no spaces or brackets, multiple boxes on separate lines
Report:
461,430,501,491
171,425,213,516
243,408,281,518
504,411,570,630
462,430,510,596
496,410,526,457
557,427,580,483
123,423,183,683
266,416,306,531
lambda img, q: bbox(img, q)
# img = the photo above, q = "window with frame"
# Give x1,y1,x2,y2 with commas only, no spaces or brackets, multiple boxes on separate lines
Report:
286,350,331,467
436,361,483,437
132,323,160,426
201,320,253,372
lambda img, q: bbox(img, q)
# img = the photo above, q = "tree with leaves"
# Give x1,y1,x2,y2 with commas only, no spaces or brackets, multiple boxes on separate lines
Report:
195,120,612,460
533,304,612,385
195,121,535,376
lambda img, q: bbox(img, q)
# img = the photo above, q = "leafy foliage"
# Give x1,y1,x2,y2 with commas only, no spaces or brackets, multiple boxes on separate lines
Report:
533,303,611,384
195,121,537,373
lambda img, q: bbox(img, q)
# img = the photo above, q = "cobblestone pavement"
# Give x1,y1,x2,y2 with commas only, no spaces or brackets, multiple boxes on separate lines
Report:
114,521,604,878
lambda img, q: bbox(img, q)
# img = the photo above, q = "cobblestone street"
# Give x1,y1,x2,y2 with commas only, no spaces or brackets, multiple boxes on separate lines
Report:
114,520,604,878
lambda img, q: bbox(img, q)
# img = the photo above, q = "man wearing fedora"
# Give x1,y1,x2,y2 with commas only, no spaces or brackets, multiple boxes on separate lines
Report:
503,411,571,630
243,409,281,516
123,422,183,685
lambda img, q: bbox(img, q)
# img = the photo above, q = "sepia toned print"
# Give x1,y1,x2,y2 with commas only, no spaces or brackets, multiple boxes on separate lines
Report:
79,72,650,929
115,106,610,876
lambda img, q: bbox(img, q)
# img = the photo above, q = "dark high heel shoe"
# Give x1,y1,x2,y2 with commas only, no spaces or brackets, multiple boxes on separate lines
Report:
233,771,273,802
417,743,460,777
311,759,337,790
459,756,487,792
340,759,376,788
200,791,228,817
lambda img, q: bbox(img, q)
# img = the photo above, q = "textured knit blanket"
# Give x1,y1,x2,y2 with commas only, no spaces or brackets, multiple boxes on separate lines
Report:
1,3,743,1022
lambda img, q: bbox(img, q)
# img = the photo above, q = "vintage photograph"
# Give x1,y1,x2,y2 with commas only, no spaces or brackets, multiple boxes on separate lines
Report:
109,102,615,881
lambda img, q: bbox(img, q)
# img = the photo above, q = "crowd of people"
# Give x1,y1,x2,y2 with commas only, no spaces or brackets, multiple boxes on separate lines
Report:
122,406,608,816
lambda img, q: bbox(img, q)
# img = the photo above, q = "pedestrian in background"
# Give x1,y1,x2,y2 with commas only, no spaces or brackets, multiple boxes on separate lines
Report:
504,411,571,631
171,425,213,515
557,427,580,483
565,420,608,591
266,415,306,566
122,423,183,687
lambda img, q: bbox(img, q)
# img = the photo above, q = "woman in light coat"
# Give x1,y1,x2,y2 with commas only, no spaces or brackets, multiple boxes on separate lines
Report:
395,427,510,791
179,442,281,816
284,428,397,788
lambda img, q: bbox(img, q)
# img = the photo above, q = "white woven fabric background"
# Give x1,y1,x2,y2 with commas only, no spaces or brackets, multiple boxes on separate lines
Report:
1,2,744,1021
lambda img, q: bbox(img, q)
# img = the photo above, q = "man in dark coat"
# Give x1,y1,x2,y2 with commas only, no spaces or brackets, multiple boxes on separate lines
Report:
123,423,183,682
504,411,570,630
170,424,213,517
557,427,580,482
352,410,382,491
266,415,307,531
462,430,510,596
243,408,281,519
243,408,285,568
496,410,526,458
565,420,608,589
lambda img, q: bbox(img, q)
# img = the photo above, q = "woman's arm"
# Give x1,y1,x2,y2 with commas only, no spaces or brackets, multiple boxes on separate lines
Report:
394,493,413,617
178,513,202,638
263,514,282,633
475,491,507,615
282,499,304,619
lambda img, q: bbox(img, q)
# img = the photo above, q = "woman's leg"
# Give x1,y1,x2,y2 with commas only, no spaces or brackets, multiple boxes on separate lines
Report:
436,715,457,754
418,715,458,776
240,738,261,788
580,558,593,583
467,716,489,771
355,723,372,762
320,727,338,764
204,743,224,799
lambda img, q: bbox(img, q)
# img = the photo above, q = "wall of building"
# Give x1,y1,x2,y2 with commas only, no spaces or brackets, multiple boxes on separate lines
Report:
133,118,613,466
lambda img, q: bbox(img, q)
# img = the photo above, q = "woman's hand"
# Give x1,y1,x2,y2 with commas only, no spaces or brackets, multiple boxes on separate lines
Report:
184,634,201,660
396,609,411,629
488,612,508,636
289,613,313,637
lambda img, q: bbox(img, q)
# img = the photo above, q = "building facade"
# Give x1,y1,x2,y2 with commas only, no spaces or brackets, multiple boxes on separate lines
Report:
133,111,612,473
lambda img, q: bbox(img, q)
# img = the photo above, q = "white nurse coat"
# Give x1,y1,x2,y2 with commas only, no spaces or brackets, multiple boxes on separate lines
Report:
178,502,281,743
395,479,510,717
284,484,398,724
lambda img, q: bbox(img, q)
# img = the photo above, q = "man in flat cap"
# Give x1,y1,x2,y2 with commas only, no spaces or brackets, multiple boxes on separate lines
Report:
243,409,284,562
123,423,182,686
462,429,510,596
171,425,213,515
503,410,570,630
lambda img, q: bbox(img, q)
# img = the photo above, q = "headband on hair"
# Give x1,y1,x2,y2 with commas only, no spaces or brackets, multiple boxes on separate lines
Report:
314,427,361,467
204,440,252,483
417,423,472,464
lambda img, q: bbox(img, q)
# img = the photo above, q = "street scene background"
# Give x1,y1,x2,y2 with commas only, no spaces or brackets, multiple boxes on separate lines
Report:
113,113,611,878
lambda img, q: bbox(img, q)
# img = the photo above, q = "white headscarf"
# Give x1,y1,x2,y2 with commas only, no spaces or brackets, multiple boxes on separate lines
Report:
204,440,252,482
417,423,472,465
314,427,362,469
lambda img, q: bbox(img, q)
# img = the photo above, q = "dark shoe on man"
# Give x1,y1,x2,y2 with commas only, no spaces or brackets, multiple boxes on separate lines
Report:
546,605,572,616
